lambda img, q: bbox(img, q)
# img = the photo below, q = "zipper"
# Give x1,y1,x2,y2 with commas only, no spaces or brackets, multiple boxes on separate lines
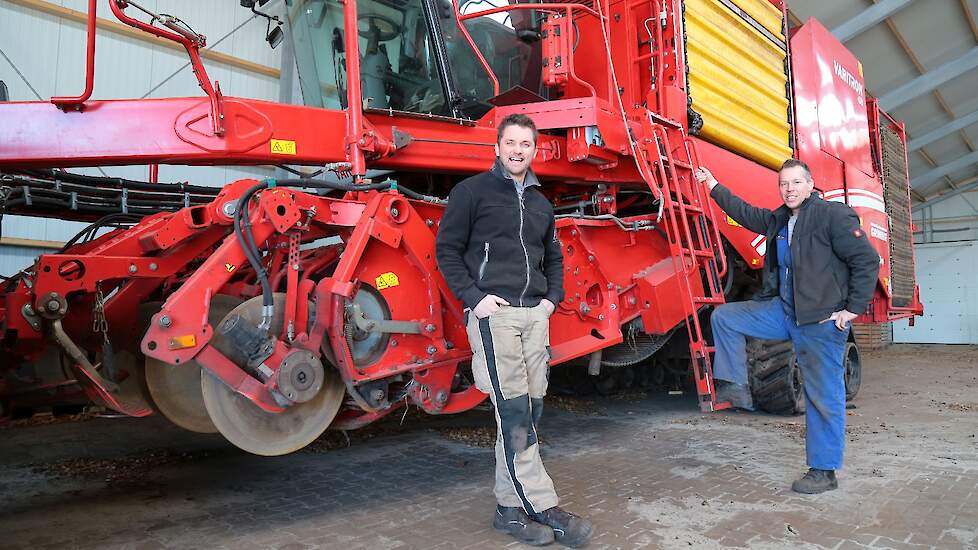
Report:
478,242,490,280
517,189,531,306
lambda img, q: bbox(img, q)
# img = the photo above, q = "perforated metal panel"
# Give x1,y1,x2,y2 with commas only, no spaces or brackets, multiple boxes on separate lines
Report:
880,125,916,308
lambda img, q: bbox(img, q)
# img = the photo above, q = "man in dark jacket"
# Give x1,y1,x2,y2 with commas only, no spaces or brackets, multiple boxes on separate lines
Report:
436,114,592,547
696,159,880,494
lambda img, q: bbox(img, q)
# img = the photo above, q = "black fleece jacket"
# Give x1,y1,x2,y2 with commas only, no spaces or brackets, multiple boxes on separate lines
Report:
436,161,565,310
711,184,881,325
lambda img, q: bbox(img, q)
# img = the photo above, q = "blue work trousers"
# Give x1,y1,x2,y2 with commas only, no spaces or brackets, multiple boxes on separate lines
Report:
711,297,850,470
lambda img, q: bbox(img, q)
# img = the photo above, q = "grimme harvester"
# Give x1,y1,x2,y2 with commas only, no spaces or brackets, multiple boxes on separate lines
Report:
0,0,921,455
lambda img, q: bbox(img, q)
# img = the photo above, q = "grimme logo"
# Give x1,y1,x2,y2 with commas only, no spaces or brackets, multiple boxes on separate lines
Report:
834,61,865,106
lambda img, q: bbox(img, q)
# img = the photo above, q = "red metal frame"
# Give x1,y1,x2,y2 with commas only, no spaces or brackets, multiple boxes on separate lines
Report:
50,0,97,109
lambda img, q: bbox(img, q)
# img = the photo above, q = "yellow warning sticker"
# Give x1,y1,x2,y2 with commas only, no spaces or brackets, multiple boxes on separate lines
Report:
270,139,297,155
376,272,400,290
225,263,236,273
751,258,760,266
726,216,742,228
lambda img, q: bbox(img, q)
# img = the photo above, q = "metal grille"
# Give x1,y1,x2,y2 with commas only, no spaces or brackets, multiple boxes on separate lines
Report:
880,126,915,308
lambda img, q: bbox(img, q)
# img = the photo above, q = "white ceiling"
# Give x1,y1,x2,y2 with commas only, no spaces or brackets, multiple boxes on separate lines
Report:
787,0,978,205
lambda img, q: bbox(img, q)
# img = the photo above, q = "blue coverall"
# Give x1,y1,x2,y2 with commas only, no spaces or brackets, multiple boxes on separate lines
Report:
711,221,850,471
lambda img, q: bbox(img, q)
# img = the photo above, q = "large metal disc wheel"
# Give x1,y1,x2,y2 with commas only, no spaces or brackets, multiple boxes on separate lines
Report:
144,295,242,433
201,293,345,456
844,341,861,401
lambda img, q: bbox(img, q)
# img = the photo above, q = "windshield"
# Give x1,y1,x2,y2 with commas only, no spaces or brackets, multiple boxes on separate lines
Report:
288,0,544,119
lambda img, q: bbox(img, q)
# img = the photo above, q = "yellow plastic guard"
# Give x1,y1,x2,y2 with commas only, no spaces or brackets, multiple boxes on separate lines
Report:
685,0,792,169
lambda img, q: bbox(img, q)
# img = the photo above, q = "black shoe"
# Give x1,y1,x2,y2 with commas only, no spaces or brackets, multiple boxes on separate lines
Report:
492,505,555,546
791,468,838,494
716,381,755,411
530,506,593,548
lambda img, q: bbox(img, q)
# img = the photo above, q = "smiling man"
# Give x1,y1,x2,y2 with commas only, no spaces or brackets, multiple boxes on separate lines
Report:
436,114,592,547
696,159,880,494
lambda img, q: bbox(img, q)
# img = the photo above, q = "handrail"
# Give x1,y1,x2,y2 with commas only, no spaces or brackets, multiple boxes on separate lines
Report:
108,0,225,136
51,0,97,108
450,0,500,97
457,3,602,22
685,137,727,279
453,2,605,99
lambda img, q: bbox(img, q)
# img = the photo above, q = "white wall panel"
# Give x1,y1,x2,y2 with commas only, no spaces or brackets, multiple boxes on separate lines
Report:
893,241,978,344
0,0,287,276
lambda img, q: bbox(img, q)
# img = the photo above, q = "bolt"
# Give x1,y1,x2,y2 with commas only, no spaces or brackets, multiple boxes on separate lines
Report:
370,389,386,403
159,315,172,328
607,283,614,289
426,345,437,355
444,340,454,350
610,303,617,310
23,304,34,315
149,263,158,271
598,314,605,320
587,255,595,263
390,207,399,218
390,339,398,347
425,219,434,227
602,197,613,203
46,299,60,312
570,229,577,236
129,264,137,274
222,201,236,217
436,390,448,404
425,323,436,333
628,296,637,305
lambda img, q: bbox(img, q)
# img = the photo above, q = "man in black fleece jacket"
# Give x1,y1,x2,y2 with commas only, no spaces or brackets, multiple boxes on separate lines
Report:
436,114,592,548
696,159,880,494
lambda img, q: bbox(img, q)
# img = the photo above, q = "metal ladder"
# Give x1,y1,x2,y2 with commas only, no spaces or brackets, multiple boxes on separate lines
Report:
644,115,730,412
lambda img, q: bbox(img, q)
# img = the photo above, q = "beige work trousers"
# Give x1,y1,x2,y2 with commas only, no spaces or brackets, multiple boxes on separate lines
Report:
465,302,559,514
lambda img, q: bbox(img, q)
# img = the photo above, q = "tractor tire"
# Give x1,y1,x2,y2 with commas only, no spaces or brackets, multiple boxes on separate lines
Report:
747,338,804,415
843,341,861,401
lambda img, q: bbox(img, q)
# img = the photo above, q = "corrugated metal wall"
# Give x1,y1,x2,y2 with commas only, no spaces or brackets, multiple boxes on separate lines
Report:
0,0,289,275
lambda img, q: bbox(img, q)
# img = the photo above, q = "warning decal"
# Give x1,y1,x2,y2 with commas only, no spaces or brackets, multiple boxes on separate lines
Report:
270,139,297,155
376,272,400,290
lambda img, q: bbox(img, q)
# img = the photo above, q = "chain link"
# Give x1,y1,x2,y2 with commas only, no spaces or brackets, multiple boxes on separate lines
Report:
93,282,110,343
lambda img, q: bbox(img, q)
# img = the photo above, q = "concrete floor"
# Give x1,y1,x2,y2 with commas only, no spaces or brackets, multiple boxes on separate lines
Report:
1,344,976,550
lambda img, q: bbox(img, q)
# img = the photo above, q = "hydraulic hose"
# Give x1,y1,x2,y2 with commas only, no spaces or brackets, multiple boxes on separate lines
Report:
232,178,445,330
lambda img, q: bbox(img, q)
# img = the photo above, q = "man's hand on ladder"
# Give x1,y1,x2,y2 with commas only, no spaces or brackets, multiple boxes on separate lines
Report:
694,167,719,191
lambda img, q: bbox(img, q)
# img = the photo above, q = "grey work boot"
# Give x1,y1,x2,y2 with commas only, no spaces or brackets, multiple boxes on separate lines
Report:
492,505,555,546
530,506,593,548
791,468,838,494
716,381,755,411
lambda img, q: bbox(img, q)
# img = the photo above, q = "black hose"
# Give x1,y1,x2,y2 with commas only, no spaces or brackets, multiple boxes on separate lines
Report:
232,178,445,330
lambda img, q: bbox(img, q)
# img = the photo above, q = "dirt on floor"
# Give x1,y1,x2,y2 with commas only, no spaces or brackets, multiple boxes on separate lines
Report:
1,344,976,550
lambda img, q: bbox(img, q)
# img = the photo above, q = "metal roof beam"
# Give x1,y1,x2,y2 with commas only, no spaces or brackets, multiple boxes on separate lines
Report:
912,149,978,190
913,179,978,212
879,46,978,110
908,109,978,152
832,0,915,42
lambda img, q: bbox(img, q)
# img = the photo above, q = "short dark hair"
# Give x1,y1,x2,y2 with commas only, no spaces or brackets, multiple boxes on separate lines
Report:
779,158,813,181
497,114,538,144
